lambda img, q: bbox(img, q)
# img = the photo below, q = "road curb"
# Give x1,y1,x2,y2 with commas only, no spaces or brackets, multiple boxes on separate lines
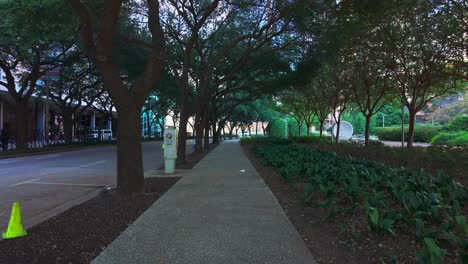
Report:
26,187,105,228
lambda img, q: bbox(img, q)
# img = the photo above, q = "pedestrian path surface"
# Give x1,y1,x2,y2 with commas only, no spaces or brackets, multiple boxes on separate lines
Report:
93,140,317,264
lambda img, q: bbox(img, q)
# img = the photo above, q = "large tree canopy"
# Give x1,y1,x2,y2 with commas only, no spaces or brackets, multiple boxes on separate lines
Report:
1,0,465,195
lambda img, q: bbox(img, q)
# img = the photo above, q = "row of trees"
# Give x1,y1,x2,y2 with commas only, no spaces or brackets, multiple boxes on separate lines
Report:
0,0,300,194
0,1,115,146
280,0,467,145
1,0,465,194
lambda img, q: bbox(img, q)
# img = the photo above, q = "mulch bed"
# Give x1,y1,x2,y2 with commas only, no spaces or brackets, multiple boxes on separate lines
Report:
0,177,180,264
242,145,457,264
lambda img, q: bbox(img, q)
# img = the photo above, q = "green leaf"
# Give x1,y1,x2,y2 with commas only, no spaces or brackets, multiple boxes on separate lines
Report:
369,207,379,226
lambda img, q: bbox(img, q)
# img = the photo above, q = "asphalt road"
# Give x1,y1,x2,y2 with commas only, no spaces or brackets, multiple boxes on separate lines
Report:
0,141,193,231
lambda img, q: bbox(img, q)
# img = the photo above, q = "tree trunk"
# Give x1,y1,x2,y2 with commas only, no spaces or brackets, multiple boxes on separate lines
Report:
195,113,204,153
217,124,224,141
364,115,371,146
407,110,416,147
335,121,341,143
212,122,218,143
319,120,325,137
177,96,189,163
305,116,314,136
256,122,258,135
229,126,234,139
63,113,74,144
116,104,144,194
297,120,302,136
15,103,29,150
203,116,210,150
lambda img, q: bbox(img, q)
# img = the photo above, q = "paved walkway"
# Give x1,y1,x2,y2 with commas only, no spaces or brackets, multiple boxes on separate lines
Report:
93,140,316,264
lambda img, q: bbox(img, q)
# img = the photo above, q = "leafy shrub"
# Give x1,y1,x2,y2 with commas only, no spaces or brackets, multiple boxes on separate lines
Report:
431,131,468,146
430,115,468,147
239,137,253,145
375,126,442,142
266,118,308,137
245,135,468,181
452,133,468,146
266,118,287,137
288,136,467,184
251,135,267,138
444,114,468,132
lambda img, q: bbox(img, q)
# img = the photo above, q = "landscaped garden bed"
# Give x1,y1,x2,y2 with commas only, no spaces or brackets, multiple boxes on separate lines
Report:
242,137,468,263
0,177,180,264
290,135,467,184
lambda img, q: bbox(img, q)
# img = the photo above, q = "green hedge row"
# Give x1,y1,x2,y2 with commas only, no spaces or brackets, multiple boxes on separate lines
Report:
375,126,441,142
242,136,467,184
289,135,333,144
431,131,468,146
240,136,292,146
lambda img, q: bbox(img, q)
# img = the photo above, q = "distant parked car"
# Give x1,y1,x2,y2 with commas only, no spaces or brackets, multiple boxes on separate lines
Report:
351,134,365,143
89,129,113,141
351,134,379,143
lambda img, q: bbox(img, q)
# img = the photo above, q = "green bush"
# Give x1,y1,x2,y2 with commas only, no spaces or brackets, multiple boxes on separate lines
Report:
266,118,287,137
375,126,442,142
266,118,308,137
444,114,468,132
239,137,253,145
288,135,467,182
431,131,468,146
430,115,468,146
452,133,468,146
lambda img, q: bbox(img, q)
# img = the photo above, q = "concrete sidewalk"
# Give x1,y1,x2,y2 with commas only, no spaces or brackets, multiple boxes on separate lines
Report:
93,140,316,264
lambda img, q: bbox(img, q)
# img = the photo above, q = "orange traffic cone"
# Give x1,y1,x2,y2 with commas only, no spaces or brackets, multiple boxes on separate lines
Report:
2,202,27,239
